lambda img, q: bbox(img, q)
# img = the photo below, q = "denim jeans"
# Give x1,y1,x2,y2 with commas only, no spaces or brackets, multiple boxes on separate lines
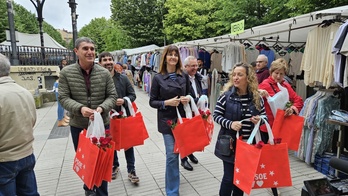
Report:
113,147,135,173
55,93,64,121
219,161,243,196
162,134,180,196
0,153,39,196
71,126,109,196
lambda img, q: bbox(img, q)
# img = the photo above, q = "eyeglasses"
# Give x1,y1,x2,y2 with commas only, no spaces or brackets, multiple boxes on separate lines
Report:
256,61,265,63
188,64,198,68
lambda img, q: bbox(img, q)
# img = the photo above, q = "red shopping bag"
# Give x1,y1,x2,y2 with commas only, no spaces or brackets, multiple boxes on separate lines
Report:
252,142,292,189
234,116,292,194
272,109,304,151
203,113,214,143
101,141,115,182
197,95,214,142
92,140,115,187
93,149,108,187
234,139,262,195
173,115,209,159
110,112,149,150
73,130,99,190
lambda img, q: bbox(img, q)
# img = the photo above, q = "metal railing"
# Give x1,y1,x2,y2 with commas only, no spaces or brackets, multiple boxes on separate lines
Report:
0,45,75,65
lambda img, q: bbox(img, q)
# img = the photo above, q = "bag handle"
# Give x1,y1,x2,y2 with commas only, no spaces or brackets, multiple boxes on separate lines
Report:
176,95,199,124
109,104,127,118
86,111,105,138
123,97,136,117
188,95,200,116
246,115,274,145
236,118,261,143
176,107,183,124
197,95,209,111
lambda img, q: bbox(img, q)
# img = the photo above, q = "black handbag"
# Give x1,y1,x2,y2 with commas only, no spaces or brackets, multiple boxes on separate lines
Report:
217,135,234,156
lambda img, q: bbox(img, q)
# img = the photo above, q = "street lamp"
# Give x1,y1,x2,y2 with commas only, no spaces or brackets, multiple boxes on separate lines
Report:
30,0,45,64
6,0,19,65
68,0,78,62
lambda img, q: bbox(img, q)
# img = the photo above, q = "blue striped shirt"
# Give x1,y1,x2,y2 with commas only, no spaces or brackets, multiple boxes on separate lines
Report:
168,72,177,81
213,93,266,139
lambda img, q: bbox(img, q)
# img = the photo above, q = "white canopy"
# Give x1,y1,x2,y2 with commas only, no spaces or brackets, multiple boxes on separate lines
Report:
110,44,160,56
1,31,66,49
173,5,348,50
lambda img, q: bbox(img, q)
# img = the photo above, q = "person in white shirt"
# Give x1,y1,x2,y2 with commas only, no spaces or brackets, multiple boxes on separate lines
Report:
180,56,202,171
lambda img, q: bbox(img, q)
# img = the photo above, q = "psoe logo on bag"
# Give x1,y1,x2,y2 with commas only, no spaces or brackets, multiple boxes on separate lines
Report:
253,170,279,187
74,157,83,173
253,173,268,187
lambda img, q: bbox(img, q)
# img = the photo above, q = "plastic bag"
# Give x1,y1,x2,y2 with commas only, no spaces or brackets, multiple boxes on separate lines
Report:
86,111,105,139
267,82,289,117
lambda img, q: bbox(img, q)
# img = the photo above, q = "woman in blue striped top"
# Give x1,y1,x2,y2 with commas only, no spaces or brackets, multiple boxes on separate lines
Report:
213,62,267,196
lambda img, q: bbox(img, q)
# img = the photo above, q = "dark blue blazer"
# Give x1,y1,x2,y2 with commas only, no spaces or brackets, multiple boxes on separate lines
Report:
149,72,190,134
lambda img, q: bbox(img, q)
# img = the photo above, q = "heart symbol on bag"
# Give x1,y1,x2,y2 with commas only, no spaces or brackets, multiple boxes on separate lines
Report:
256,180,264,187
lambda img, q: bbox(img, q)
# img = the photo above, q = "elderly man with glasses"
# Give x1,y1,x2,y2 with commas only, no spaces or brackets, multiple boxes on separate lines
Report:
255,54,270,84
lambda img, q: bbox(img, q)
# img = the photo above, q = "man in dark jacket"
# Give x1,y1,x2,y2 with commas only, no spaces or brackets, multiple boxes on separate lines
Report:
58,37,117,196
256,54,270,84
99,52,139,184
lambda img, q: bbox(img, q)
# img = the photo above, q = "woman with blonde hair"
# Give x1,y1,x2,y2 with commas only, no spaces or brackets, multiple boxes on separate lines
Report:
213,62,267,196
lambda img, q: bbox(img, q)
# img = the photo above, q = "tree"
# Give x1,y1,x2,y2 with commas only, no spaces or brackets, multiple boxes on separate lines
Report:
163,0,214,43
0,0,65,46
78,17,131,54
43,22,64,46
285,0,348,17
211,0,270,35
0,0,7,42
110,0,165,47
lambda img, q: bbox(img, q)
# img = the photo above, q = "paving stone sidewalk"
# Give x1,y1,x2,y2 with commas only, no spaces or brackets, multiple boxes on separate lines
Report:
33,88,324,196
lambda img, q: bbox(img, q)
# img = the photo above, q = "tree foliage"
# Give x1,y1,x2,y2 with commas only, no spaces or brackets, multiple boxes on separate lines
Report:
2,0,346,50
163,0,221,43
285,0,348,16
110,0,165,47
0,0,65,46
78,17,131,54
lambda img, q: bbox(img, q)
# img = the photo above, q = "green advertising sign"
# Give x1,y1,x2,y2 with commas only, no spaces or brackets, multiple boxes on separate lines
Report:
231,20,245,35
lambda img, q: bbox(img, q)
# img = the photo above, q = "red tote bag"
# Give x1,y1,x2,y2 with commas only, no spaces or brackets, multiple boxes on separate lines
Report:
93,149,107,187
73,130,100,190
110,98,149,151
173,115,209,158
101,141,115,182
272,109,305,151
234,138,262,195
234,116,292,194
197,95,214,143
252,142,292,189
172,97,210,159
110,112,148,150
